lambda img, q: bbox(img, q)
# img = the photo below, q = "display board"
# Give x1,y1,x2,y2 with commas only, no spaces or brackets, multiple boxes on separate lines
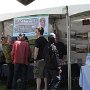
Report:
13,15,49,36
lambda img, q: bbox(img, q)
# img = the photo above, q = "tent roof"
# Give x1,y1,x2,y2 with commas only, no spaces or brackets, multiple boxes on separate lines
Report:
0,6,65,22
0,0,90,21
69,4,90,16
1,0,90,14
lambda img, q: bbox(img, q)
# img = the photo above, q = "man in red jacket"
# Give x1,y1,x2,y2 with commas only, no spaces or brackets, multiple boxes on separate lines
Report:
11,34,31,90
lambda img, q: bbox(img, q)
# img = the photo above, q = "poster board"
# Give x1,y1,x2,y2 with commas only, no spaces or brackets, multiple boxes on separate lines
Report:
13,15,49,36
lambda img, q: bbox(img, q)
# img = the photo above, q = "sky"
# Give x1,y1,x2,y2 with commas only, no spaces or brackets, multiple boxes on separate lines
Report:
0,0,90,14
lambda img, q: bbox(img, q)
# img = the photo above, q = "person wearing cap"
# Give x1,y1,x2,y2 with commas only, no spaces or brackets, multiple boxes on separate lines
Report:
50,33,67,65
43,34,62,90
11,34,31,90
34,27,48,90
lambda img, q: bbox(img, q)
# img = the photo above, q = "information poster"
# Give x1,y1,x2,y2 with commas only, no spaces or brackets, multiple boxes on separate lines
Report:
13,15,49,36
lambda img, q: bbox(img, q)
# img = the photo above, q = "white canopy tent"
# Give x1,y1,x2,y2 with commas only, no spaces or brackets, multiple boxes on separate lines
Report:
69,4,90,16
0,1,90,90
0,0,90,14
0,0,90,21
0,6,66,22
0,4,90,21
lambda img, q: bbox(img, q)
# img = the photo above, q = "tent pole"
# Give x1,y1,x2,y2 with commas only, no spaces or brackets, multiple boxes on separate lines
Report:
66,6,71,90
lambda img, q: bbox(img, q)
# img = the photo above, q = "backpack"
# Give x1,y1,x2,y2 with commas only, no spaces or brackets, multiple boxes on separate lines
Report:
44,43,60,70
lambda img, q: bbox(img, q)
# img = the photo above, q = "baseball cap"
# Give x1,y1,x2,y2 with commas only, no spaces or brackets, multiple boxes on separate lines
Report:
49,33,56,38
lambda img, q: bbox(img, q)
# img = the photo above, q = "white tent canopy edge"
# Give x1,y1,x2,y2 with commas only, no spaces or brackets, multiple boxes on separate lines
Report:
0,4,90,22
0,6,65,22
69,4,90,16
0,3,90,90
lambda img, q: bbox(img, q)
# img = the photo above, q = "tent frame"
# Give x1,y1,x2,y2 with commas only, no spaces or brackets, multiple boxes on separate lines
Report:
66,6,71,90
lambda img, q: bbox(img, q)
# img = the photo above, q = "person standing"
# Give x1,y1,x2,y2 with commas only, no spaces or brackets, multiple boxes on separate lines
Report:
1,36,14,90
0,37,5,81
50,33,67,65
49,33,67,86
43,35,61,90
34,27,48,90
11,34,31,90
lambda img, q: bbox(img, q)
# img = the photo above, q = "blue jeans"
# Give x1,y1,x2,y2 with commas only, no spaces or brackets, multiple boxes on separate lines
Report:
12,64,28,90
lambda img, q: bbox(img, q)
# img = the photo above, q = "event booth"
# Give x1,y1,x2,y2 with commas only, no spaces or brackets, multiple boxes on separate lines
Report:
0,4,90,90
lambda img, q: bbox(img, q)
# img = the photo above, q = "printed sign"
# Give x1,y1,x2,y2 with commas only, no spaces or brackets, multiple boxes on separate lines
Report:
13,15,49,36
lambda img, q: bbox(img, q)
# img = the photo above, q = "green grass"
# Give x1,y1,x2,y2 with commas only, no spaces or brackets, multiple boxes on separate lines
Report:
0,85,82,90
0,80,82,90
0,84,6,90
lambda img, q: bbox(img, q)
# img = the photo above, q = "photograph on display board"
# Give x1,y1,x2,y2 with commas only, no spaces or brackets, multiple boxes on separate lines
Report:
13,15,49,36
76,44,88,53
76,32,88,40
